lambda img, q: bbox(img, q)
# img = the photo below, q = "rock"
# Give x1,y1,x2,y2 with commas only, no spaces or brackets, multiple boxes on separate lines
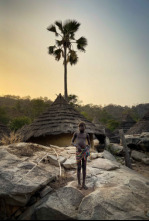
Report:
34,186,84,220
142,158,149,165
125,134,149,152
39,186,53,198
0,147,59,207
90,152,99,159
105,137,110,146
106,143,123,156
138,138,149,152
63,156,77,169
93,139,99,146
88,158,120,171
140,132,149,138
131,150,148,162
47,155,66,167
102,150,117,162
78,181,149,220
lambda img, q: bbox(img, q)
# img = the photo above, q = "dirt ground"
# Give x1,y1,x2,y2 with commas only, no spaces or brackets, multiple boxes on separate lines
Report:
132,162,149,180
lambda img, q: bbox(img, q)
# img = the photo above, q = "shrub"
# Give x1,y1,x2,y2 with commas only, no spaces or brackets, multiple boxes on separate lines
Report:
9,116,31,132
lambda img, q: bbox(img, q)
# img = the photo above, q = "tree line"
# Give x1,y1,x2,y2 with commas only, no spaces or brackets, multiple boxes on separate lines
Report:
0,94,149,132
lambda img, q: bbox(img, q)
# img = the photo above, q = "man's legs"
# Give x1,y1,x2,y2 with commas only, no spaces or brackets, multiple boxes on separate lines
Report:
82,158,88,190
77,160,81,188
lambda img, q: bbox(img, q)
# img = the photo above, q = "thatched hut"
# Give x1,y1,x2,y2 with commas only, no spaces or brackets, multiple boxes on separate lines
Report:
19,94,105,147
127,111,149,135
118,114,136,133
0,122,10,145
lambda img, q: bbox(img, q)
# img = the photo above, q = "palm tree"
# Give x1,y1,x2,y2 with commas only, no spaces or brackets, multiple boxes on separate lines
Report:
47,20,87,101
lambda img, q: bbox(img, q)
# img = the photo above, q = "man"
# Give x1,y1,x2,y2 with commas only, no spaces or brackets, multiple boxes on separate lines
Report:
71,122,91,190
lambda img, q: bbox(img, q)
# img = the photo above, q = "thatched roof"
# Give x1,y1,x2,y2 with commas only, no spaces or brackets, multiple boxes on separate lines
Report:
19,94,105,142
126,111,149,135
0,122,10,144
118,114,136,133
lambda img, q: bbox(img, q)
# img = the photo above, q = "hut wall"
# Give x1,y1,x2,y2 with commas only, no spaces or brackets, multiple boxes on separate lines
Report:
28,133,94,148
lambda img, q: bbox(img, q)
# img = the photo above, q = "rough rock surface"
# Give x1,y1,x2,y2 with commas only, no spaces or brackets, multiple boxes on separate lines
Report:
63,156,77,169
107,143,123,156
0,142,149,220
125,133,149,152
131,150,148,162
47,155,66,167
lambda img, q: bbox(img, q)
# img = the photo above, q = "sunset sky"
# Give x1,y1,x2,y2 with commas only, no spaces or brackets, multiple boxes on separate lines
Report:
0,0,149,106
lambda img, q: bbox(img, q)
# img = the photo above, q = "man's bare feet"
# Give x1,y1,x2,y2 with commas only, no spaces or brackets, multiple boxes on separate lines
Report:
77,184,82,190
82,185,88,190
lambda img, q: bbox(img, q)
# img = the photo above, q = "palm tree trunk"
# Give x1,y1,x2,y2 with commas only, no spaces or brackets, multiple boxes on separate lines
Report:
64,46,68,101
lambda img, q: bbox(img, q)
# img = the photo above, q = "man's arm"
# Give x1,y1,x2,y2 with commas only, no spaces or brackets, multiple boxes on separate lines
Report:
71,132,77,146
87,134,91,148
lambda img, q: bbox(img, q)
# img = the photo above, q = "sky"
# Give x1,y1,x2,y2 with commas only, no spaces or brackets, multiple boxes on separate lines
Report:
0,0,149,106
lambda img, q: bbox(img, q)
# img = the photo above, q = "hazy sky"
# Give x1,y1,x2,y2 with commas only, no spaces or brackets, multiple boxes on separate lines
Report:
0,0,149,106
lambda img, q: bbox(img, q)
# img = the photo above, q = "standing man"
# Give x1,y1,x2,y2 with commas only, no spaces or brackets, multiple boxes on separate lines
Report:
71,122,91,190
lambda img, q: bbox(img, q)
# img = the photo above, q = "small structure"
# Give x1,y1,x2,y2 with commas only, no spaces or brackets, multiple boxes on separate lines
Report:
0,122,10,145
118,114,136,133
19,94,105,147
127,111,149,135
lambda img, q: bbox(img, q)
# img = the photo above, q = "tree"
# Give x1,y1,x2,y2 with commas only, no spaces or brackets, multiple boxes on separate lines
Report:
9,116,31,132
47,20,87,101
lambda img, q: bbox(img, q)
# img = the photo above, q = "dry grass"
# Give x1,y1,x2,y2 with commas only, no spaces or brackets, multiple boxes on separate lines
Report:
1,131,23,146
7,143,46,157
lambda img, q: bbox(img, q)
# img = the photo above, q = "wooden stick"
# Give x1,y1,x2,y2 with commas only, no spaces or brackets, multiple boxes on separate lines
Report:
119,129,132,169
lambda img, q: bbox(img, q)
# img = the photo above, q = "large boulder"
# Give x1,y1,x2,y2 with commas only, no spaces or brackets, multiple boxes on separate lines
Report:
131,150,148,162
34,186,84,220
63,156,77,169
102,150,117,162
0,144,62,219
19,186,84,220
106,143,123,156
77,167,149,220
47,155,66,167
88,158,120,171
125,134,149,152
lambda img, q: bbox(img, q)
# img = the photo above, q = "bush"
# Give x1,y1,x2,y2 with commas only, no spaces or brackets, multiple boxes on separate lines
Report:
9,116,31,132
107,119,120,131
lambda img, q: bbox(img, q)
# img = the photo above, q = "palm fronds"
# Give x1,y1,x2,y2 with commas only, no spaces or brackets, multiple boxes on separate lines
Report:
63,20,80,34
47,25,58,36
76,37,88,52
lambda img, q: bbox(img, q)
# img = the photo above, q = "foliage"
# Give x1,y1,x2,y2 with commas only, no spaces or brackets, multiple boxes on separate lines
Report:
0,94,149,133
106,119,120,131
67,94,82,107
47,20,87,65
0,106,10,124
9,116,32,132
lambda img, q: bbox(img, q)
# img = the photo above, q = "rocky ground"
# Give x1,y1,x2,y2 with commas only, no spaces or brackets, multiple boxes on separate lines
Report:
0,142,149,220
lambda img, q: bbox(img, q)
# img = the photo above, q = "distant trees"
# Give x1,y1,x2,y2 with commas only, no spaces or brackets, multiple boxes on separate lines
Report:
0,95,52,131
0,94,148,132
9,116,31,132
47,19,87,100
0,106,9,124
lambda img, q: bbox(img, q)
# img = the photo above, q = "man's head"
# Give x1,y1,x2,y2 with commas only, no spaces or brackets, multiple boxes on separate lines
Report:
79,122,86,133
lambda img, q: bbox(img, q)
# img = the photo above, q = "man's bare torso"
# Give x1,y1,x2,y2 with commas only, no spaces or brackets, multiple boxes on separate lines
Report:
75,132,87,149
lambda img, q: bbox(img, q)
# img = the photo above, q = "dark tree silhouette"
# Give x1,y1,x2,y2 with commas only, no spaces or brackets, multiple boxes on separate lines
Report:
47,20,87,100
